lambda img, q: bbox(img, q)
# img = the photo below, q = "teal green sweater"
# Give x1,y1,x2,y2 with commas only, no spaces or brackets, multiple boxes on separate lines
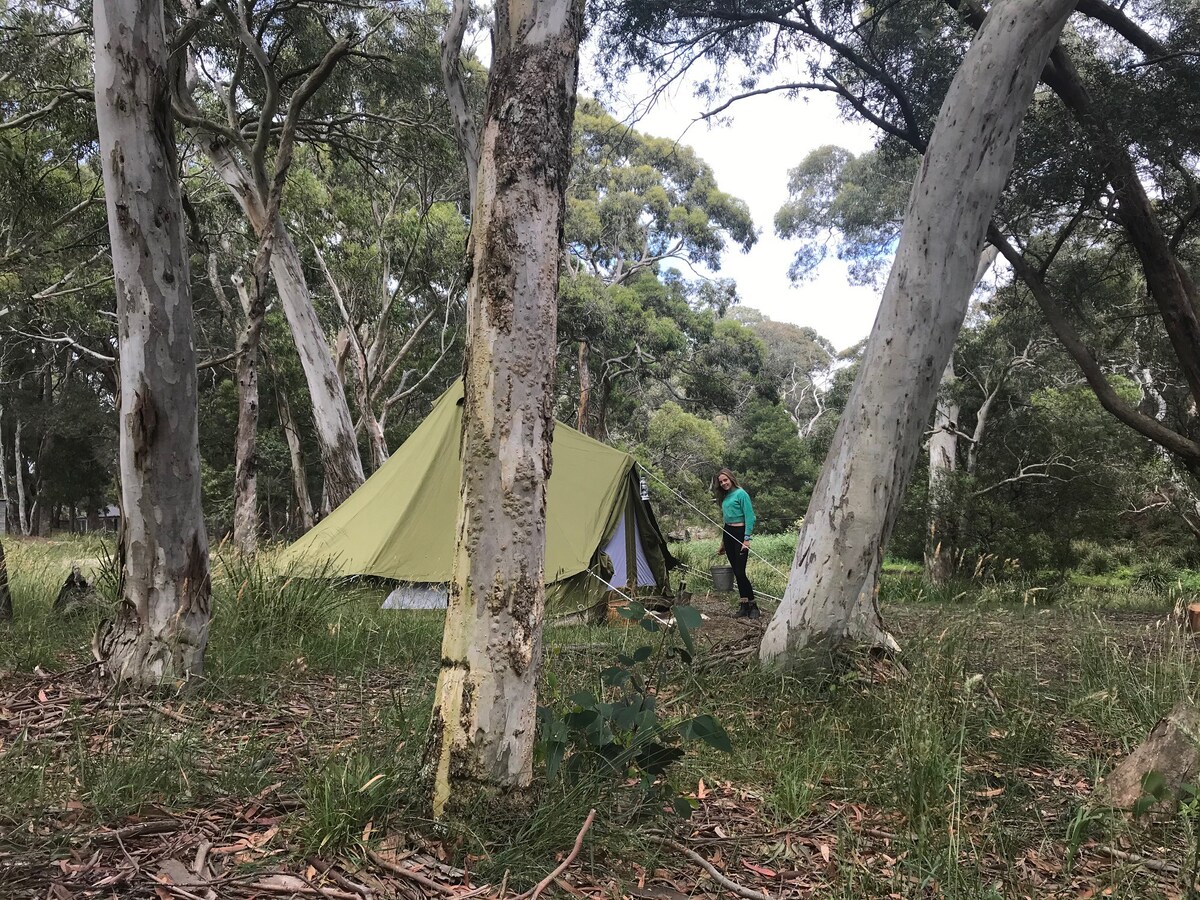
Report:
721,487,755,538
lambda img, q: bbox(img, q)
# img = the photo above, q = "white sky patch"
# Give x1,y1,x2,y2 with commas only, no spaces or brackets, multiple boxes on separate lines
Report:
581,56,889,352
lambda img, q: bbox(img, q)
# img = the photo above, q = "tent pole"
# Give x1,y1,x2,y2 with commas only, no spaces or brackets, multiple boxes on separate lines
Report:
625,476,637,600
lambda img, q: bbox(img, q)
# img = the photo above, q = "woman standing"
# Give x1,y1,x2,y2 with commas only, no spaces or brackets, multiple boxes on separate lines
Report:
714,468,759,619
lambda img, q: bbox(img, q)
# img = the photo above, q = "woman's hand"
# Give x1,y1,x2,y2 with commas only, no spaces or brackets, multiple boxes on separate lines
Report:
715,545,725,556
741,540,750,552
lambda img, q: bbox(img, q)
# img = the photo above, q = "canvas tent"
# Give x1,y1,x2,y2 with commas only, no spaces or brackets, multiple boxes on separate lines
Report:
278,380,676,619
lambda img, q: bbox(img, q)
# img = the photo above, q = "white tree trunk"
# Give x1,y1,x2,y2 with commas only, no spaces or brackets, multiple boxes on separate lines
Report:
577,340,590,434
925,355,960,585
269,225,365,506
92,0,211,683
14,419,28,536
760,0,1076,667
925,248,997,585
276,382,316,532
195,138,365,509
232,273,265,556
0,404,10,533
428,0,585,817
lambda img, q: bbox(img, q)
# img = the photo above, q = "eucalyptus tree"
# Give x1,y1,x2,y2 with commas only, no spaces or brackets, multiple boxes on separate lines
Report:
561,101,755,431
598,0,1197,661
169,2,447,508
0,6,117,535
304,138,469,472
428,0,586,815
91,0,210,683
170,0,364,508
734,311,840,439
600,0,1076,661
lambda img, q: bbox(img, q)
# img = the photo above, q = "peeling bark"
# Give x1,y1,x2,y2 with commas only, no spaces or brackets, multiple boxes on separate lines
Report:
92,0,211,684
428,0,585,817
761,0,1076,667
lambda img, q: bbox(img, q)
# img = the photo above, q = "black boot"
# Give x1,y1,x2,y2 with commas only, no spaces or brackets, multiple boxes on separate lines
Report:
734,601,751,619
746,602,761,620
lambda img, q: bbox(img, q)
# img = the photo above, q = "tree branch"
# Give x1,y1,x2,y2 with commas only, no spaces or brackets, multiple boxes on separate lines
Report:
1075,0,1168,58
441,0,480,211
990,224,1200,472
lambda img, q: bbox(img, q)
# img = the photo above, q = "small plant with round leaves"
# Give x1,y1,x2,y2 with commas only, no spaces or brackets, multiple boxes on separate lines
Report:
535,602,730,816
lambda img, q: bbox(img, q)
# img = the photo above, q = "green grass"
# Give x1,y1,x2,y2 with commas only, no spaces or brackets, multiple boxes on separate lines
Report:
1,533,1197,896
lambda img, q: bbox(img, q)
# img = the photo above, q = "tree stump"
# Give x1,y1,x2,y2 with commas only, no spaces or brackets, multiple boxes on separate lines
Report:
53,565,98,617
1186,603,1200,633
1100,702,1200,813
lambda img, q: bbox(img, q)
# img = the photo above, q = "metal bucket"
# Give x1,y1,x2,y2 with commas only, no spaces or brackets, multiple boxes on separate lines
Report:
710,565,735,593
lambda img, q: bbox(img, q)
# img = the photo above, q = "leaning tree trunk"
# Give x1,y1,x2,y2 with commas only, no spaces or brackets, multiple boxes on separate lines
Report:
428,0,585,818
92,0,211,684
0,538,11,622
232,273,265,556
269,225,365,507
194,136,366,509
760,0,1077,668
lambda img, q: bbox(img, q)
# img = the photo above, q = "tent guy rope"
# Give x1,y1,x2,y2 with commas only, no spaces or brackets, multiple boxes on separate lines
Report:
638,466,791,579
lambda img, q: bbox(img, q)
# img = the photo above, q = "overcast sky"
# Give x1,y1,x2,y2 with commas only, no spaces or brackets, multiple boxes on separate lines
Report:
583,63,887,352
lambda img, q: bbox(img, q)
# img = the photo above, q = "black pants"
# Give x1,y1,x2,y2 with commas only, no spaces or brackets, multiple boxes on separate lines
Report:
721,524,754,603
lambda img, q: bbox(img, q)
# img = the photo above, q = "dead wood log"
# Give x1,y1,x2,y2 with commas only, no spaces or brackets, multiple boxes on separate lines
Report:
53,564,98,616
1101,701,1200,812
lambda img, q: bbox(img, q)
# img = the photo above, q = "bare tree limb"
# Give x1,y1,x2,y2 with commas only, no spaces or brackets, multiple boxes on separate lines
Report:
441,0,480,211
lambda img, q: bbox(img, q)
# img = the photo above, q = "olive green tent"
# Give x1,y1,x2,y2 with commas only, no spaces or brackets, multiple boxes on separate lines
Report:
278,380,676,618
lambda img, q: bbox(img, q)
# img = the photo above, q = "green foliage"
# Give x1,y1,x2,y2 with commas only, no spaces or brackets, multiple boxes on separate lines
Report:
567,99,755,282
536,603,729,813
7,532,1200,895
215,553,357,640
1073,541,1117,576
636,402,725,531
1131,559,1179,592
775,145,917,285
726,399,816,534
298,749,403,855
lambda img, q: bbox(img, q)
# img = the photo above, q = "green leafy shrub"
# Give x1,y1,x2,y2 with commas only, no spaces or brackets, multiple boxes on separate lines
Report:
536,603,730,815
1072,541,1116,576
1131,559,1178,591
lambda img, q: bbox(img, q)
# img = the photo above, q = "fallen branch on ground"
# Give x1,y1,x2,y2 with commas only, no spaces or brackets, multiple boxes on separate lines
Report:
84,820,179,844
366,849,456,896
649,835,774,900
1099,844,1183,876
513,808,596,900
